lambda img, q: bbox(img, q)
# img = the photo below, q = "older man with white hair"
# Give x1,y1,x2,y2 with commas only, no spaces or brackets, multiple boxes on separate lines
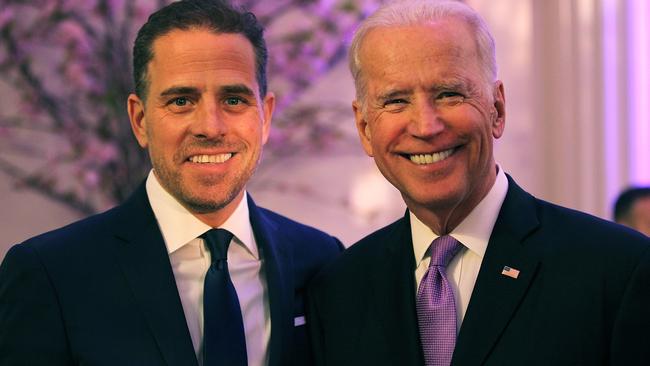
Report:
307,1,650,365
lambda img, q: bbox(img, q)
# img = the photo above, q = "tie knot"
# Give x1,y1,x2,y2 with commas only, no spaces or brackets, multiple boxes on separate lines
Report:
202,228,233,264
428,235,462,267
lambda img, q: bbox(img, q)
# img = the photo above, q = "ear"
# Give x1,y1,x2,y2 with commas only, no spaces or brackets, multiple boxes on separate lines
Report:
127,93,148,148
260,92,275,145
353,100,374,157
491,81,506,139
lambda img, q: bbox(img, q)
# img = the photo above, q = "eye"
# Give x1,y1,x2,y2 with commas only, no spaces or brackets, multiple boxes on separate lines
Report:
384,98,408,107
438,91,462,99
163,96,196,113
225,97,243,106
222,96,251,112
172,97,188,106
436,91,465,107
381,98,410,113
165,96,193,108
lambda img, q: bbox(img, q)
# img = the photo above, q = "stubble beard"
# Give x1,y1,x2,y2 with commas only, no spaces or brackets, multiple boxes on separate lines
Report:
151,152,259,215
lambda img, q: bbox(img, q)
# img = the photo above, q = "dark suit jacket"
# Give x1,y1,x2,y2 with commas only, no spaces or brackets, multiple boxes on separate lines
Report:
0,183,342,366
308,176,650,366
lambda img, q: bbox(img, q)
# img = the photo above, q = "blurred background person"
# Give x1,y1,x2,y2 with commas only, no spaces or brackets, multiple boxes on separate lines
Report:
0,1,342,365
614,186,650,236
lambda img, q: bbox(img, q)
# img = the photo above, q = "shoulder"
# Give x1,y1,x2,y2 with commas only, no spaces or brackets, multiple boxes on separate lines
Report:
503,175,649,254
7,183,155,264
257,206,337,240
255,207,340,245
311,216,407,288
8,205,123,261
252,206,345,291
0,205,124,303
346,216,408,258
501,179,649,273
253,205,344,256
529,190,647,245
534,197,649,254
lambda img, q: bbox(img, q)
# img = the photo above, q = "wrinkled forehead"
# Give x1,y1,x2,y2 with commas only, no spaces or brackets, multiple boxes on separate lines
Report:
360,23,480,83
360,20,477,64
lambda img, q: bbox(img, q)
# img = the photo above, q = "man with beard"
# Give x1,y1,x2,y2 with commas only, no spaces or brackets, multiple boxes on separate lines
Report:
0,1,341,365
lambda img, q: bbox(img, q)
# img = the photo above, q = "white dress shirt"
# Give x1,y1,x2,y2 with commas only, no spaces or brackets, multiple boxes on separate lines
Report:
412,166,509,332
145,171,270,366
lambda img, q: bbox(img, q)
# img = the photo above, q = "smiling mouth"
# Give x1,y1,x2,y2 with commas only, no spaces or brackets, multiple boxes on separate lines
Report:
408,147,456,165
188,153,233,163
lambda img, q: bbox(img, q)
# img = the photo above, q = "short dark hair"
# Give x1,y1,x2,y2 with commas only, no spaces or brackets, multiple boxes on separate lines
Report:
614,186,650,222
132,0,268,100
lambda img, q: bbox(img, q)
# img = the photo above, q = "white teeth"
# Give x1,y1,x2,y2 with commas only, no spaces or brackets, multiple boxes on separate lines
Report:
189,153,233,163
409,148,454,165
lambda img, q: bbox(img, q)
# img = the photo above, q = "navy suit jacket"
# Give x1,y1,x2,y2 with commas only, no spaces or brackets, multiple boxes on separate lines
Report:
308,176,650,366
0,183,342,365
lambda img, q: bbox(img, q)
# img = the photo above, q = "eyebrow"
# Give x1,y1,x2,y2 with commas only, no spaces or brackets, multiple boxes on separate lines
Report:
375,81,467,100
377,89,413,101
158,84,256,99
159,86,201,98
428,81,467,92
220,84,255,97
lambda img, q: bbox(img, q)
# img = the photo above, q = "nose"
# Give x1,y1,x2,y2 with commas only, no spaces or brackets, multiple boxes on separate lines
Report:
190,99,227,139
407,100,444,138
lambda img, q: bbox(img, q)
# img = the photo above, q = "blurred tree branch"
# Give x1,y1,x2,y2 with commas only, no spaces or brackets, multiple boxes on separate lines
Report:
0,0,382,214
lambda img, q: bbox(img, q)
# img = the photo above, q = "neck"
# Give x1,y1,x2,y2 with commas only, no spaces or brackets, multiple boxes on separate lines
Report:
408,169,497,235
409,204,461,235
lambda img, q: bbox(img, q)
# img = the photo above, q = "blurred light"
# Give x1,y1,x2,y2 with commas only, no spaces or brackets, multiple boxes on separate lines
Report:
602,0,620,200
628,0,650,183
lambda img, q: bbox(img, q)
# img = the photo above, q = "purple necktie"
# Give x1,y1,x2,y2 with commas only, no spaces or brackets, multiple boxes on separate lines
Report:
416,235,462,366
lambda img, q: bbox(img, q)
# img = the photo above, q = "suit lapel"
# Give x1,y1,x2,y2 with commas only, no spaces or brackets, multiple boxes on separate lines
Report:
248,196,293,366
364,214,425,365
453,177,541,366
113,184,198,366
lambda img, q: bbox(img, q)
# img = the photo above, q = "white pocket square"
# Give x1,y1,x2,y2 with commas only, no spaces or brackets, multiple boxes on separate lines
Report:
294,316,306,326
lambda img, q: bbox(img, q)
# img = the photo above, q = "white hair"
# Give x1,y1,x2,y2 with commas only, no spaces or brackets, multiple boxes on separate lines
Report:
348,0,497,104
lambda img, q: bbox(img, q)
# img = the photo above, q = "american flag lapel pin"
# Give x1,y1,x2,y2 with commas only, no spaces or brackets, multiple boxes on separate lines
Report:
501,265,520,279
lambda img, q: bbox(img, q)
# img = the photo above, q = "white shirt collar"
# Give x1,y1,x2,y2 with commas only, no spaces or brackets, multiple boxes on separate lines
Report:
145,170,258,258
411,165,509,262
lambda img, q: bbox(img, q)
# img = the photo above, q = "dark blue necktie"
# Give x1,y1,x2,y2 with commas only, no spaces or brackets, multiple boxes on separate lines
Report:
202,229,247,366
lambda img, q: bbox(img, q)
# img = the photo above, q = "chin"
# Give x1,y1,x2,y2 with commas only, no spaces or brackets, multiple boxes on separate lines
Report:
405,187,465,209
183,193,233,213
177,185,236,212
185,200,229,214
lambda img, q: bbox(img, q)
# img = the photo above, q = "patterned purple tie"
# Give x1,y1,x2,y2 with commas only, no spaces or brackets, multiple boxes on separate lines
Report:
417,235,462,366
